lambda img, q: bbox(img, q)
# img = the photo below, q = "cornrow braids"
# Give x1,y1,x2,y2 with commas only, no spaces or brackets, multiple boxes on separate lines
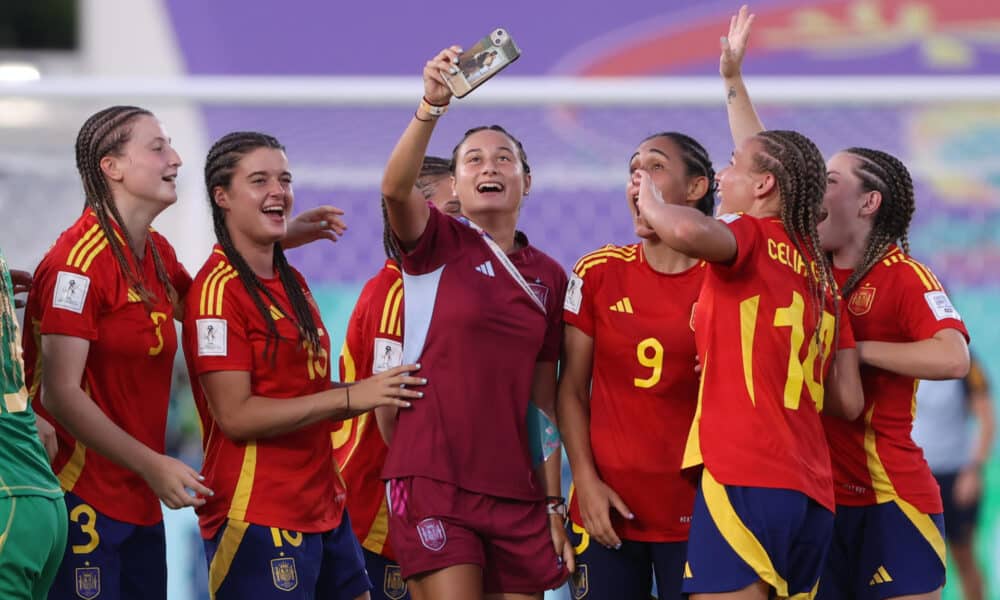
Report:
75,106,176,308
381,155,453,264
450,125,530,175
204,131,321,361
642,132,717,216
752,130,837,339
840,147,916,294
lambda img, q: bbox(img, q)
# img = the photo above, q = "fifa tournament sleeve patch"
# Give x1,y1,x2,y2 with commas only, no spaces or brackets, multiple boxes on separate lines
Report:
52,271,91,314
564,274,584,314
924,291,962,321
372,337,403,373
197,318,228,356
717,213,742,224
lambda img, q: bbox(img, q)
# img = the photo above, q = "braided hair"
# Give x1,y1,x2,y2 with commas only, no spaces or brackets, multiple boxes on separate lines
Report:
838,148,916,294
641,132,717,216
382,156,452,264
204,131,320,361
751,130,837,336
75,106,176,308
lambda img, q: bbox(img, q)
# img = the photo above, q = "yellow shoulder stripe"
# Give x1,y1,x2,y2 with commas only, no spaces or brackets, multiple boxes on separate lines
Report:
577,251,637,278
572,244,636,273
379,278,403,335
66,226,110,273
899,258,937,291
200,262,237,317
66,225,101,267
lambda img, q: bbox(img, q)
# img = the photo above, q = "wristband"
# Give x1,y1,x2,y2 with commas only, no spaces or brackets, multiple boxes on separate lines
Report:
419,97,449,118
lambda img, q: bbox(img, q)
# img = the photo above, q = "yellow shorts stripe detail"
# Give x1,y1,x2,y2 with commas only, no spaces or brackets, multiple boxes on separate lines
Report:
701,469,789,597
571,521,590,556
894,497,946,567
362,496,390,555
208,519,250,600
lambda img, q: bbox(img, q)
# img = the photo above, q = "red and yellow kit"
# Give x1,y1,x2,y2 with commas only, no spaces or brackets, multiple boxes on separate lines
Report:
563,243,702,541
824,246,969,513
24,210,189,525
684,215,854,512
334,259,403,559
183,246,345,539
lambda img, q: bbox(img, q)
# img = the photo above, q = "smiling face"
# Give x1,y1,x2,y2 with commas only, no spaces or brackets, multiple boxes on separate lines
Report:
214,146,293,247
450,128,530,218
818,151,876,253
103,115,183,207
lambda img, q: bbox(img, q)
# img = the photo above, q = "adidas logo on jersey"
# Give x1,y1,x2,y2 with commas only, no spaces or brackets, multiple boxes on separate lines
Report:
609,297,634,313
475,261,496,277
869,565,893,586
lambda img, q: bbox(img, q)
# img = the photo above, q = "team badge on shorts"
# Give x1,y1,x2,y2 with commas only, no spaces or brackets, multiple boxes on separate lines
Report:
75,566,101,600
271,557,299,591
416,517,447,551
384,565,407,600
848,284,876,316
569,564,589,599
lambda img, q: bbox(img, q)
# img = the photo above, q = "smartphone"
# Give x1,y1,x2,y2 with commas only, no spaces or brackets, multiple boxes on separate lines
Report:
441,28,522,98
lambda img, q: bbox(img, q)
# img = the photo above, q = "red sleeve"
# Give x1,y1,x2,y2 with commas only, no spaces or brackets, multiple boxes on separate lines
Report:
895,265,969,343
399,206,464,276
538,263,568,363
36,257,108,342
710,214,759,278
563,258,601,337
340,268,404,381
837,299,856,350
184,276,252,375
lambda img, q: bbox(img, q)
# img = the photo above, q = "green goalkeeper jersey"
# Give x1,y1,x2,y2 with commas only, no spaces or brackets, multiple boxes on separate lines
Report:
0,250,61,499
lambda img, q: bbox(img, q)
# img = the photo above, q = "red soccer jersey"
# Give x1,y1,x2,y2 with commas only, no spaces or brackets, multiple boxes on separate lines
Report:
823,246,969,513
381,208,568,500
563,243,702,542
183,246,345,539
682,215,854,512
334,260,403,560
23,210,190,525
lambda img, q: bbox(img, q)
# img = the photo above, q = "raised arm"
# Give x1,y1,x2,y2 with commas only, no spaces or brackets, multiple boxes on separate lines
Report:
633,170,737,263
721,5,766,146
380,46,461,250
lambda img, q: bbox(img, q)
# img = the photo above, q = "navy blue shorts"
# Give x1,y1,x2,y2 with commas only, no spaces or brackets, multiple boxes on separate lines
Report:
47,491,166,600
564,520,686,599
816,499,946,600
364,548,409,600
936,470,979,544
204,511,371,600
682,470,833,599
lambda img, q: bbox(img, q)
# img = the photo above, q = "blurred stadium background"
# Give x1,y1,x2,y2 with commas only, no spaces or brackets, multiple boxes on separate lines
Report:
2,0,999,598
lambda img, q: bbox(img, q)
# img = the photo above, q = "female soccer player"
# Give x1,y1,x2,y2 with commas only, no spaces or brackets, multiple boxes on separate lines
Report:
22,106,346,600
720,8,970,599
378,46,573,600
558,132,714,600
635,125,863,600
184,131,425,600
0,253,66,600
335,155,455,600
